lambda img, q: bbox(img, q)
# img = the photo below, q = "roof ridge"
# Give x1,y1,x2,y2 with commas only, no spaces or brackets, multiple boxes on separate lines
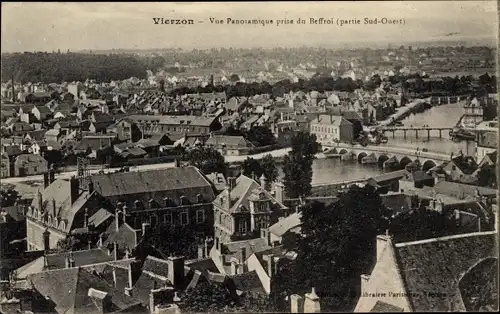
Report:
395,230,498,248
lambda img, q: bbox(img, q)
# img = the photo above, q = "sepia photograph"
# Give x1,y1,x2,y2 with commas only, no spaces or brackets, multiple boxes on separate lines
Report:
0,1,498,313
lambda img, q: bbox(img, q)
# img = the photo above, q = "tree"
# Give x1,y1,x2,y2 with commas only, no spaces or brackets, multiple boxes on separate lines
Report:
244,126,276,147
138,222,204,260
0,186,20,207
241,157,262,178
476,164,497,188
185,147,226,175
274,185,390,311
230,74,240,83
282,132,321,198
56,236,81,252
260,154,279,190
388,206,461,243
179,280,277,313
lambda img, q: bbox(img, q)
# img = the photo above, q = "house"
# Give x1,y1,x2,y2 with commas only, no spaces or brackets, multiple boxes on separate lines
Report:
476,131,497,162
136,134,174,155
31,105,53,121
7,121,34,135
268,211,302,245
13,154,48,177
1,152,10,178
107,118,142,142
29,140,48,155
310,114,353,144
26,177,104,250
212,175,287,246
89,120,114,134
124,114,222,137
113,143,148,159
45,129,62,143
205,135,255,156
477,150,496,168
443,155,478,181
354,231,498,312
398,170,435,190
73,135,118,158
90,166,216,234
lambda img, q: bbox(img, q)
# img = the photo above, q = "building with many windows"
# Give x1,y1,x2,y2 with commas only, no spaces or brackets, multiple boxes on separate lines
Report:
309,114,353,145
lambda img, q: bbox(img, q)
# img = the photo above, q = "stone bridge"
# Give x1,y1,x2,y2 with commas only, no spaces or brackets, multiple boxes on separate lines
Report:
323,143,451,171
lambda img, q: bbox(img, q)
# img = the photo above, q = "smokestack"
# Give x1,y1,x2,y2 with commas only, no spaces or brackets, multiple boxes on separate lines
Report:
43,172,50,188
167,256,185,289
43,229,50,251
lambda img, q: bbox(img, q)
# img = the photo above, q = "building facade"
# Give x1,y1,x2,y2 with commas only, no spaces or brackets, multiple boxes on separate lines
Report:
310,114,353,145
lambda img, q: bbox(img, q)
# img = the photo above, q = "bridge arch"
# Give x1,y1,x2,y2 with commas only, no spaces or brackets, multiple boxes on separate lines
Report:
377,154,389,167
357,152,367,163
399,156,412,168
339,149,348,154
422,160,437,171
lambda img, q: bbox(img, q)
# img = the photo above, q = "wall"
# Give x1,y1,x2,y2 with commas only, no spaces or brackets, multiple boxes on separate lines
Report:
246,254,271,294
26,218,66,250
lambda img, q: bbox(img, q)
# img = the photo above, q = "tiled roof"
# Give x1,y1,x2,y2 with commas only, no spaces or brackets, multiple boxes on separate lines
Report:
88,208,114,228
370,301,404,312
45,248,114,270
394,231,497,311
102,220,138,251
269,212,302,237
142,256,170,279
214,175,285,213
228,270,266,295
74,135,116,152
132,270,169,306
27,267,141,314
205,135,254,149
311,114,352,126
125,114,216,127
433,181,497,199
90,166,215,205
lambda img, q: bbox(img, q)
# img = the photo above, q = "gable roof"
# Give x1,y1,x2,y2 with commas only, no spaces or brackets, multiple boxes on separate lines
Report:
213,175,286,213
205,135,254,148
449,155,478,174
269,212,302,237
27,267,141,314
90,166,215,205
311,114,352,126
432,181,497,199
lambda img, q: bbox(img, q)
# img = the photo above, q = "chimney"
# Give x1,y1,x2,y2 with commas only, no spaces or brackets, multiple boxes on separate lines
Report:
376,234,391,262
259,174,267,189
69,176,80,204
204,238,211,257
142,223,150,237
240,246,247,263
122,205,128,223
113,241,118,260
88,240,92,250
167,256,185,289
43,228,50,251
84,208,89,228
360,274,370,295
43,172,50,188
65,252,75,268
274,182,284,204
266,254,275,277
49,166,55,184
98,233,104,248
125,261,134,296
149,287,175,313
87,288,113,314
115,206,122,232
175,159,181,167
290,294,304,313
198,243,206,259
37,189,43,213
304,287,321,313
88,181,94,193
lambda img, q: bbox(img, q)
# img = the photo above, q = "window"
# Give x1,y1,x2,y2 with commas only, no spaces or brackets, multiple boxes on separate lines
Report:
180,211,189,225
238,220,247,233
196,209,205,223
164,213,173,224
149,215,157,226
452,165,457,171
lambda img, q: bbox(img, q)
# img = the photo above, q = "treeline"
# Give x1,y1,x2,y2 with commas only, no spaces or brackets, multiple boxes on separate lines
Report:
1,52,166,83
170,71,495,99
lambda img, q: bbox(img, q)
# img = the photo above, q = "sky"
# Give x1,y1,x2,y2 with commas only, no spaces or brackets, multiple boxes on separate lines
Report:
1,1,498,52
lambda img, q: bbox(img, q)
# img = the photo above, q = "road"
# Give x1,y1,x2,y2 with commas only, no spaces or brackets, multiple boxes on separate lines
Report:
1,148,293,185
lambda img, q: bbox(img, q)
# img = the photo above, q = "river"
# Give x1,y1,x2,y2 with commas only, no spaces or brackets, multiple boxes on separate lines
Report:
290,102,467,185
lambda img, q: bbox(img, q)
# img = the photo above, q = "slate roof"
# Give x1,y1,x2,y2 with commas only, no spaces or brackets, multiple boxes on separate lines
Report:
90,166,215,205
102,220,139,251
88,208,114,228
269,212,302,237
393,231,497,311
311,114,352,126
28,178,91,233
228,270,266,295
125,114,216,127
45,248,114,270
432,181,497,199
214,175,285,213
449,155,478,174
73,135,116,152
27,267,141,314
370,301,404,312
369,170,407,183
